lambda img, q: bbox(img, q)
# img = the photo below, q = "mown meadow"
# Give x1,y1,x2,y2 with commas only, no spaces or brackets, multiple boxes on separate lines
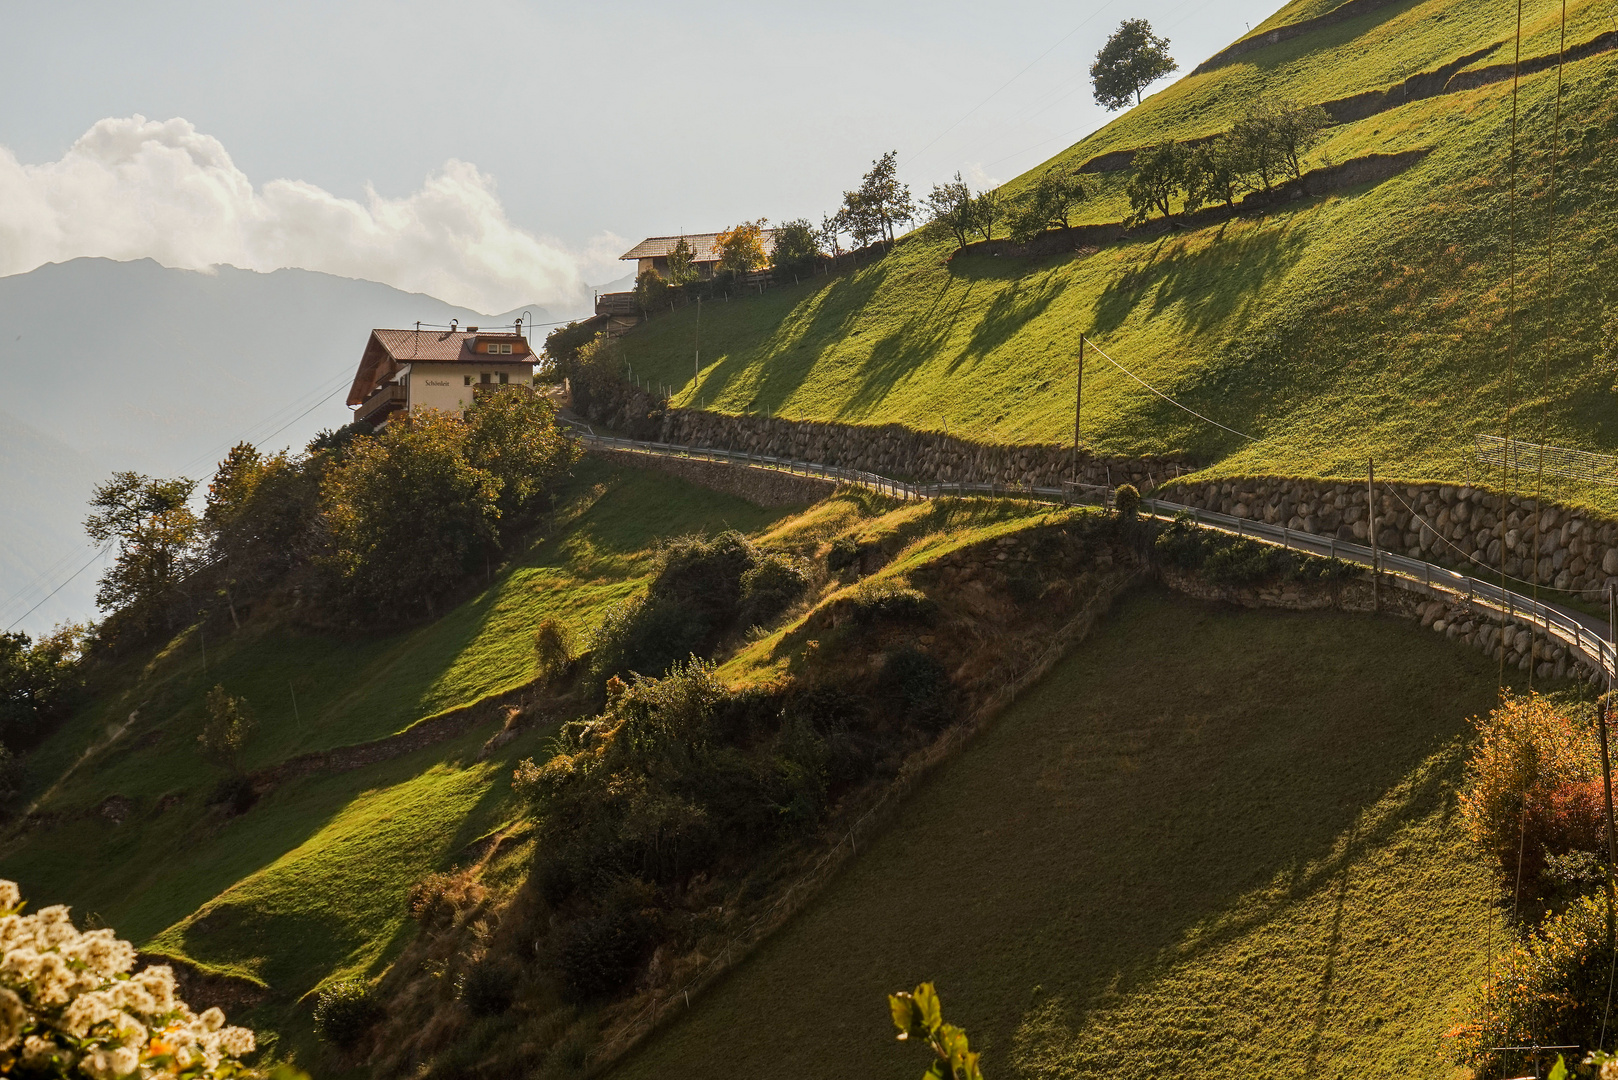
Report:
616,0,1618,510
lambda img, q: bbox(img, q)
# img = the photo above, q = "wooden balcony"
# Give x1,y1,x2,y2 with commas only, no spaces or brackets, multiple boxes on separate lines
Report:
595,291,639,316
356,382,406,426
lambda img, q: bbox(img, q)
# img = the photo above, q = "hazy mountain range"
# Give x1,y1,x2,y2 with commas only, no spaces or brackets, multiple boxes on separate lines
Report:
0,257,625,635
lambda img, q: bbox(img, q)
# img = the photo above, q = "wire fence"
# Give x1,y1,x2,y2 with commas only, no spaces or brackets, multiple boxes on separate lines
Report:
1474,434,1618,487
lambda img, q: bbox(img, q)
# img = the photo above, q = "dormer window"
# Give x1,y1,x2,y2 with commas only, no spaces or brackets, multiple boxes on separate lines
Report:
485,342,513,354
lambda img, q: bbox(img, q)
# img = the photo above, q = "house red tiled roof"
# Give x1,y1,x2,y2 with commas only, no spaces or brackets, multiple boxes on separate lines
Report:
346,328,531,407
619,231,778,263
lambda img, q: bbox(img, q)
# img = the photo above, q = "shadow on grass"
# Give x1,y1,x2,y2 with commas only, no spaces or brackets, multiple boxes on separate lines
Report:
611,586,1501,1080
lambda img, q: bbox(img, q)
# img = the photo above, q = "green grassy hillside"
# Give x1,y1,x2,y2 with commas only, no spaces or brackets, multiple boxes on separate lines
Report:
0,457,798,1058
617,0,1618,509
610,588,1502,1079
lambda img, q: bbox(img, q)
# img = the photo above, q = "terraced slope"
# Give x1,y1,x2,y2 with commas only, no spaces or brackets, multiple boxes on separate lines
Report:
610,588,1502,1079
616,0,1618,510
0,457,798,1058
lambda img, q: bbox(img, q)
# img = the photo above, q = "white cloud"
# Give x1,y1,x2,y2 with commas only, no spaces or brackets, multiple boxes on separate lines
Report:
0,115,600,314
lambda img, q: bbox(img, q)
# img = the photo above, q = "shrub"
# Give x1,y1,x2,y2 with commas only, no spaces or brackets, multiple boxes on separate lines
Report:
0,743,23,804
739,553,811,626
1153,515,1354,584
312,978,384,1050
0,878,257,1077
589,593,710,684
850,579,936,625
827,535,861,571
198,684,255,774
559,910,656,1003
407,868,483,929
1459,694,1602,892
588,531,785,683
461,955,522,1017
1113,483,1141,519
1451,894,1616,1076
534,618,574,683
881,649,954,728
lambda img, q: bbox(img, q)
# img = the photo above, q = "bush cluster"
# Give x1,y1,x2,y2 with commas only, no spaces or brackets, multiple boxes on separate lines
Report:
1451,694,1618,1072
1153,515,1355,585
86,387,582,644
514,649,958,1002
1458,694,1602,898
589,532,810,683
848,579,937,624
312,979,384,1051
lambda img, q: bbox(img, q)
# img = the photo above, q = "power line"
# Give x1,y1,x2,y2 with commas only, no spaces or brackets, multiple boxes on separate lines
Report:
3,544,113,634
1083,335,1257,442
902,0,1123,170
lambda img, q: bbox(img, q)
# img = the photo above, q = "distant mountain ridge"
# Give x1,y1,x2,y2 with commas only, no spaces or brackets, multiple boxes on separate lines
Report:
0,257,569,634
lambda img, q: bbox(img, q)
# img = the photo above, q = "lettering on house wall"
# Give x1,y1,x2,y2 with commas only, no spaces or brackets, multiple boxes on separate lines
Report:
423,379,451,386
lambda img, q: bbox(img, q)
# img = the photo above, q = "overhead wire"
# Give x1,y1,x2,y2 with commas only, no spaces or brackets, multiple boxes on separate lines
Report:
2,544,114,634
901,0,1124,170
1083,336,1257,442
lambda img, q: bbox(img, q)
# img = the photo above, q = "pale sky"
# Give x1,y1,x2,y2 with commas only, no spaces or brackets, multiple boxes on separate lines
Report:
0,0,1288,313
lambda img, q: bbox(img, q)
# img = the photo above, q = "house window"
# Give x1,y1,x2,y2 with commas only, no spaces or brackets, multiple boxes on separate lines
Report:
464,375,472,386
481,372,491,383
485,342,513,354
499,372,508,384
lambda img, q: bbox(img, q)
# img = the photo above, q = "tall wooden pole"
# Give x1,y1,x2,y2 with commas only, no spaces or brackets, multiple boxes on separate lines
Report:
1368,458,1379,612
1603,584,1617,950
694,297,702,406
1073,335,1085,492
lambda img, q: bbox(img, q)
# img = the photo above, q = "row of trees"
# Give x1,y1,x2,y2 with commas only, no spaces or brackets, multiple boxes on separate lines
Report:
625,24,1321,305
86,388,581,640
1125,98,1330,225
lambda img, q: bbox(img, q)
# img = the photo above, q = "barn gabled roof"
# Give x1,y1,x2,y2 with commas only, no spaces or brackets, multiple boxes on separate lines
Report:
618,231,778,263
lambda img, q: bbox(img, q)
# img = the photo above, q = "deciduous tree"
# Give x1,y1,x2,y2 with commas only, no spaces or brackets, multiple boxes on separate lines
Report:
1125,141,1193,224
463,385,582,525
85,471,203,631
1091,19,1178,111
1187,134,1255,210
320,409,502,622
1007,165,1094,242
922,173,976,250
770,218,821,281
713,218,769,276
844,150,913,247
205,443,322,602
1231,98,1330,191
198,684,255,773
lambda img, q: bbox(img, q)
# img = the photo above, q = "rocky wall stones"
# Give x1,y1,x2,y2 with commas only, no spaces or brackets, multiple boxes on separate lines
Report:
1166,476,1618,605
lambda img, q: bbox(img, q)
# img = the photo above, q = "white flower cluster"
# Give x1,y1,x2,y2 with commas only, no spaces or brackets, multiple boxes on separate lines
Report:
0,880,256,1078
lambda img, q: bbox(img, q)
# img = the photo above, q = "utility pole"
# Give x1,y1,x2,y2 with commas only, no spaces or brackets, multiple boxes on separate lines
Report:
1602,584,1617,949
1368,458,1379,612
694,296,702,404
1073,334,1085,492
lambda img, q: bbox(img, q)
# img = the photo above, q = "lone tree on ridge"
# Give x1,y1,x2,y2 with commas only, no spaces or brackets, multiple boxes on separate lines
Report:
1091,19,1178,110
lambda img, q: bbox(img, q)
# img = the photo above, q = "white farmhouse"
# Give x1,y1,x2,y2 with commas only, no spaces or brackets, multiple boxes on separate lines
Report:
346,323,536,429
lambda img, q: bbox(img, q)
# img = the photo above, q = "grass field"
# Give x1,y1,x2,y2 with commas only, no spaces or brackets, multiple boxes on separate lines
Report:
610,587,1504,1079
615,0,1618,512
0,456,802,1059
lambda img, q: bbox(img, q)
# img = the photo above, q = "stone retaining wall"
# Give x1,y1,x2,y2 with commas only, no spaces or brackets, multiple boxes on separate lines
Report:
574,381,1191,492
1163,550,1603,685
1166,476,1618,602
586,445,836,507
